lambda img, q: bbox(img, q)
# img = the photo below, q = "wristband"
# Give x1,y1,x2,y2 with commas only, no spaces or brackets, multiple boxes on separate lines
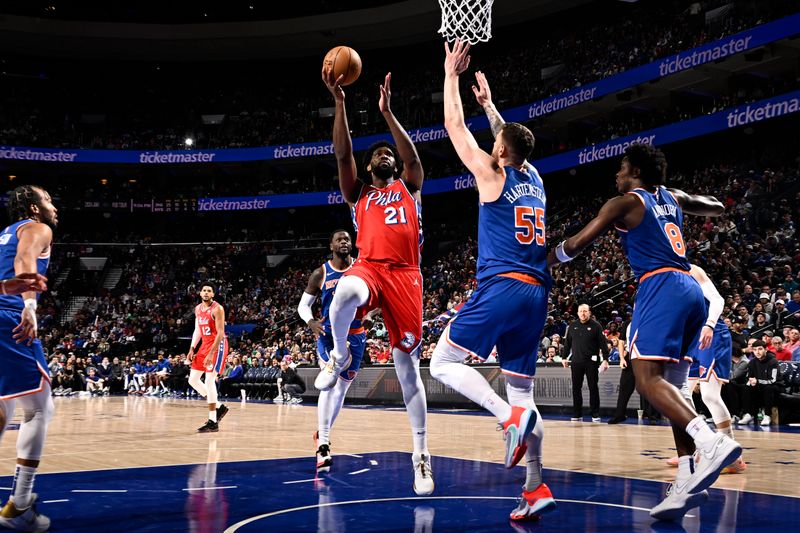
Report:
24,298,37,312
555,241,575,263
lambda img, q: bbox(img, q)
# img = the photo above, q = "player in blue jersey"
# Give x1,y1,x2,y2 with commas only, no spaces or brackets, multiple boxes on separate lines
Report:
663,264,746,474
431,41,555,522
549,144,740,521
297,230,367,473
0,185,58,533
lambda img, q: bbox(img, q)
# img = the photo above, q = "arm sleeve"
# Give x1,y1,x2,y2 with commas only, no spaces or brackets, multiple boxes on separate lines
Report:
297,292,317,324
190,316,201,349
699,279,724,328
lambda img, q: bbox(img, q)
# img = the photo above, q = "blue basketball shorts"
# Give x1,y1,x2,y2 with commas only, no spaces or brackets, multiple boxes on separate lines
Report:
317,330,367,382
446,273,549,378
689,323,732,382
0,309,50,400
629,270,706,363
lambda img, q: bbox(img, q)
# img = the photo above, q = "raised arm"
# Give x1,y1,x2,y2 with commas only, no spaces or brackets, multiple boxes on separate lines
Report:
472,71,505,139
668,188,724,217
378,73,424,192
549,195,637,267
322,66,360,204
443,41,504,203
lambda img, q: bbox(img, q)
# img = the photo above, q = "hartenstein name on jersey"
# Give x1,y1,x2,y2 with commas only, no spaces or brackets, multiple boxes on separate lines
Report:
364,190,403,211
651,203,677,218
502,183,546,205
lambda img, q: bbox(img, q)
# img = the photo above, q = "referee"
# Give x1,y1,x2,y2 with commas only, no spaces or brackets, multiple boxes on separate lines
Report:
563,304,610,422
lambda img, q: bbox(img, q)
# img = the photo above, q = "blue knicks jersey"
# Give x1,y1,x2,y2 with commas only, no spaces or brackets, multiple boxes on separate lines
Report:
617,187,690,279
0,220,50,312
476,165,551,287
319,261,361,331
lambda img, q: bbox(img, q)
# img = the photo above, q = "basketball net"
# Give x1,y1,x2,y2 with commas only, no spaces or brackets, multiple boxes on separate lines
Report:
438,0,494,45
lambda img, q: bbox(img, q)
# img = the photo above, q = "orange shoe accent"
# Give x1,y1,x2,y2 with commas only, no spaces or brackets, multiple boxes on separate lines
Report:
721,457,747,475
666,456,679,467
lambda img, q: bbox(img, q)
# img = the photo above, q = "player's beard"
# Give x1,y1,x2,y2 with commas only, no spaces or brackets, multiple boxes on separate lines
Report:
372,163,394,181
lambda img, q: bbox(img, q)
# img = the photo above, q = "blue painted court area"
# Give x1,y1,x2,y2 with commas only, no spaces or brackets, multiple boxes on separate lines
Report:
5,452,798,532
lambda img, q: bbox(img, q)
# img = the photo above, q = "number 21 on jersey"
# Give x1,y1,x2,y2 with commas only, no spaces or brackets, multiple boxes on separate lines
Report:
384,206,407,225
514,206,545,245
663,222,686,257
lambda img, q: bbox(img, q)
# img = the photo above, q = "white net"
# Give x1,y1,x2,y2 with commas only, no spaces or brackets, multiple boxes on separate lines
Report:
438,0,494,45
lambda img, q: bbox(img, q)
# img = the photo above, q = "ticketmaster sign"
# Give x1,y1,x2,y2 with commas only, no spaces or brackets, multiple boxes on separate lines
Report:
1,14,797,166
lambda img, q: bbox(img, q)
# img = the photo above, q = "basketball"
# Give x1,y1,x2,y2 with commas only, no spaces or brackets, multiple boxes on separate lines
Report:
323,46,362,86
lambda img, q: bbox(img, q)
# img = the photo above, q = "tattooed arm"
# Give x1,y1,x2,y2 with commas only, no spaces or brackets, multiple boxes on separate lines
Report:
471,71,505,138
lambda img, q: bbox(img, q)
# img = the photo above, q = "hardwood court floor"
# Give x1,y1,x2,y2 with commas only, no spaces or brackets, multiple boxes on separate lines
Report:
1,396,798,499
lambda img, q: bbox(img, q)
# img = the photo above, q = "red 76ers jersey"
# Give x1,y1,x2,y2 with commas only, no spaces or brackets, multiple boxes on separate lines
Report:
351,180,422,266
195,301,223,344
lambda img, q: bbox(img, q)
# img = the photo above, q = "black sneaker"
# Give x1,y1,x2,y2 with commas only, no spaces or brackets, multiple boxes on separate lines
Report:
316,444,332,472
198,420,219,433
607,416,626,425
217,404,229,422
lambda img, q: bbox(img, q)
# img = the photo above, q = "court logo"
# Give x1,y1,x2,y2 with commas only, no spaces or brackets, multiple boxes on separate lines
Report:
401,332,417,350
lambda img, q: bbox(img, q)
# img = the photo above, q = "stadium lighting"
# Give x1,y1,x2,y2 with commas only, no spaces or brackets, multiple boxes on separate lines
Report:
184,138,194,147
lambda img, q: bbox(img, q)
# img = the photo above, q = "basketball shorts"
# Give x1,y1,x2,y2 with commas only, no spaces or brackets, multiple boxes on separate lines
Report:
0,309,50,400
192,338,228,373
346,259,422,354
317,328,367,382
689,323,732,382
629,271,706,363
446,273,549,378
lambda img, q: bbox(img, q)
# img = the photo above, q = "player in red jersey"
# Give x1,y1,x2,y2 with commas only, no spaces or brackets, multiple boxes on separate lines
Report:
318,68,433,495
187,284,229,433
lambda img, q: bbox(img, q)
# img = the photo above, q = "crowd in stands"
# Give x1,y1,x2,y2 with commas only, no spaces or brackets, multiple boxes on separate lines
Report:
0,1,796,152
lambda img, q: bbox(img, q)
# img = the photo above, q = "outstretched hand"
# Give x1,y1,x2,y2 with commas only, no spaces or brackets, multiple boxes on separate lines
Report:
321,65,345,102
3,273,48,295
471,71,492,107
379,72,392,114
444,40,471,77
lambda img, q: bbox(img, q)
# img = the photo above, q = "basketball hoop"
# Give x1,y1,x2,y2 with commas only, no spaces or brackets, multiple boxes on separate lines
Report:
438,0,494,45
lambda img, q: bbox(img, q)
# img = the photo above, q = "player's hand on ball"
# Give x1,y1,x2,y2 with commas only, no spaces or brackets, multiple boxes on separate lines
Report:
471,71,493,107
322,66,345,102
444,40,471,77
379,72,392,114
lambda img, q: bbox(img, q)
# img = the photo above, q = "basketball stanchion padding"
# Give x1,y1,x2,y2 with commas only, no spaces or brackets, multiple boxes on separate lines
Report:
438,0,495,45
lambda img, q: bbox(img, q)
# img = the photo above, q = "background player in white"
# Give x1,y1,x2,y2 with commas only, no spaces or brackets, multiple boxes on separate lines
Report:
0,185,56,532
431,42,555,521
187,285,229,433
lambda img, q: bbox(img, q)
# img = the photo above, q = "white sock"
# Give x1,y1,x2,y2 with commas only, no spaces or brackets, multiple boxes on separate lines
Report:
11,465,36,509
677,455,694,484
719,425,734,440
686,415,717,446
208,409,217,423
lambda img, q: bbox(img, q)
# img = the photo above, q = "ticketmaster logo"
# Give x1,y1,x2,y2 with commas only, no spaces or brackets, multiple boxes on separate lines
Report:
658,36,753,76
197,198,270,211
726,98,800,128
139,151,216,163
528,87,597,119
0,147,78,162
577,134,656,165
273,144,335,159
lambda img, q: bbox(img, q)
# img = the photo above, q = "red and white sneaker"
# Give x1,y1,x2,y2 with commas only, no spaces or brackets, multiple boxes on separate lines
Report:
721,456,747,475
313,432,332,472
500,406,538,469
509,483,557,521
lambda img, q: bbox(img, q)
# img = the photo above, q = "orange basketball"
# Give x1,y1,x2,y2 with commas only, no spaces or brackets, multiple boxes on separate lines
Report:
323,46,362,86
